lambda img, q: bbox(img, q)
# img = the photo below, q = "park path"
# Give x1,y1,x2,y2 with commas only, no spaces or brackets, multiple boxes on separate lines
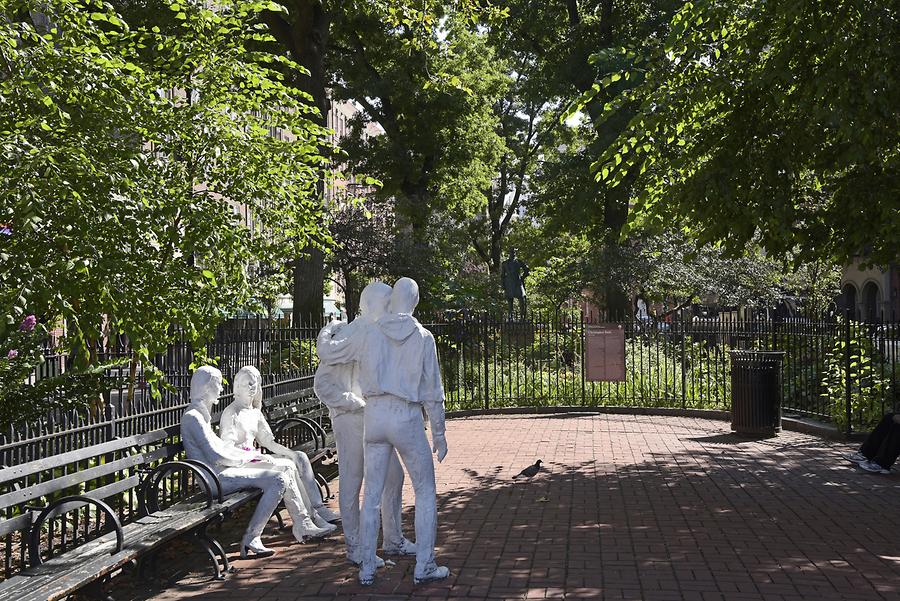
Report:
113,414,900,601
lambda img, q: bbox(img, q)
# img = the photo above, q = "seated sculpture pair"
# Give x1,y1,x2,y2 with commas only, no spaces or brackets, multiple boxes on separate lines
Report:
315,278,449,585
181,365,338,558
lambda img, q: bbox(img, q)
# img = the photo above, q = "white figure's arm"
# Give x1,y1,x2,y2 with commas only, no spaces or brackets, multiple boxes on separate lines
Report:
218,406,240,447
326,390,366,412
313,365,366,413
420,335,448,462
254,414,298,458
183,412,256,468
316,321,360,365
426,400,447,463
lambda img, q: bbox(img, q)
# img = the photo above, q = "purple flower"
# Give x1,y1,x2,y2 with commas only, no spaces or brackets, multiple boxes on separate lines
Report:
0,224,10,236
6,350,17,360
19,315,36,332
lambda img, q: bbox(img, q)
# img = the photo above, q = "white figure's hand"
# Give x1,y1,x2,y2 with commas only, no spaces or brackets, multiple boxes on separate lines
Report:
316,320,343,344
893,414,900,426
432,433,448,463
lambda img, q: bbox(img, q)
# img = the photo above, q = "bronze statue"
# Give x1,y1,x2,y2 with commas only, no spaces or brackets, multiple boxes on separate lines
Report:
500,248,529,317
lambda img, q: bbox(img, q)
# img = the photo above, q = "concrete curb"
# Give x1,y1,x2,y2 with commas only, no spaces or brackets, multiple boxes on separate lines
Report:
445,406,864,441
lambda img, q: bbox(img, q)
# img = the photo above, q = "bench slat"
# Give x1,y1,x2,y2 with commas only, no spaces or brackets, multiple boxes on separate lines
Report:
0,427,179,485
0,490,260,601
0,443,180,509
0,512,31,538
36,475,142,523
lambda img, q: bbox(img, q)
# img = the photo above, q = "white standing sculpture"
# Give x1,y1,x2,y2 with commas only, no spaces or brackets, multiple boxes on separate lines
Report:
318,277,449,585
314,282,415,567
181,366,333,559
219,365,340,527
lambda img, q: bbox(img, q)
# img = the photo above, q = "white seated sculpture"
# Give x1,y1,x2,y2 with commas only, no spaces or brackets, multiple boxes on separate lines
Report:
314,282,414,567
219,365,340,528
317,277,449,585
181,366,333,559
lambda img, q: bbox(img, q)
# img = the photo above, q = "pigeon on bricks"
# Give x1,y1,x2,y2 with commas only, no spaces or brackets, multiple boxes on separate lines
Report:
513,459,543,479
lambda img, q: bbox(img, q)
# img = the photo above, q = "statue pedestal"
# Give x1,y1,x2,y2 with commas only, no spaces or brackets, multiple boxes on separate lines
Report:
500,320,534,346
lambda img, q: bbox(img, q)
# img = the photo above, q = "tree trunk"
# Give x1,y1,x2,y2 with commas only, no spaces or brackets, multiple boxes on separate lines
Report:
264,1,331,326
342,268,360,322
565,0,630,318
488,226,503,274
293,247,324,325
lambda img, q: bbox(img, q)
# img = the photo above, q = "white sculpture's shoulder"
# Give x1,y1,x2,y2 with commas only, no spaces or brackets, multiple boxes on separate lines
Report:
182,405,206,427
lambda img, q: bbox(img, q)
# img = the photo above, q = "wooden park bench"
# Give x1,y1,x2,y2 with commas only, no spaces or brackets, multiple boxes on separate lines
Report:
0,388,334,601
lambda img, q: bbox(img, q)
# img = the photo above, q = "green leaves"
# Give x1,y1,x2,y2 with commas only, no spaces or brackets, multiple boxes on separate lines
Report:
582,0,900,266
0,0,327,403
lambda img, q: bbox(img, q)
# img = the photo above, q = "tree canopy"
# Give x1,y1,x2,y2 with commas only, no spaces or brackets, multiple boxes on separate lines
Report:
581,0,900,265
0,0,328,367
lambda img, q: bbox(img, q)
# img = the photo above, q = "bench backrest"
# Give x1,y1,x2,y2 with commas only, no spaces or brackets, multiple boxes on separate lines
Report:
263,386,330,450
0,426,184,579
0,385,329,580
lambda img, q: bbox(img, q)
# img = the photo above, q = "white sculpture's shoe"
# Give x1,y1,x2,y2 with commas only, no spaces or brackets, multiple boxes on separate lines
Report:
414,563,450,585
358,563,377,586
293,517,336,542
311,511,335,529
347,547,385,568
240,536,275,559
382,537,416,556
315,505,340,523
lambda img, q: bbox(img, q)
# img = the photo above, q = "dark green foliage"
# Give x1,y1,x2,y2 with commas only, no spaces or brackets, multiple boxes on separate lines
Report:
581,0,900,265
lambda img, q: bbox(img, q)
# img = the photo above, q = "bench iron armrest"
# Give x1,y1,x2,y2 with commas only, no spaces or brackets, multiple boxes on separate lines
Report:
305,417,329,449
141,460,222,515
28,496,124,567
179,459,224,502
272,417,325,451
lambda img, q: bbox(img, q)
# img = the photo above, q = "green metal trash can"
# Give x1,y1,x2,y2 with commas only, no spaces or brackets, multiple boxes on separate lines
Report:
729,350,785,437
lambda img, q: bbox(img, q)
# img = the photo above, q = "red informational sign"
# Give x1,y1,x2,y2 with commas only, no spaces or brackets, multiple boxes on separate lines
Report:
585,323,626,381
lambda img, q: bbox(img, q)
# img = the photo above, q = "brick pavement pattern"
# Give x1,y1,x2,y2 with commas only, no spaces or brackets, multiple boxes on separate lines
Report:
116,415,900,601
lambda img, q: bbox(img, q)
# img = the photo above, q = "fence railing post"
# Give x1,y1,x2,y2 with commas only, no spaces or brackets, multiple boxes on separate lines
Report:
482,314,490,411
680,314,687,409
844,308,852,436
580,311,586,406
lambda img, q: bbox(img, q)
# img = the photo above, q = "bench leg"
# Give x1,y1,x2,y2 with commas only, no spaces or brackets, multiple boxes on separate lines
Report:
315,472,332,500
204,533,234,575
77,575,114,601
136,550,160,583
190,530,224,580
273,504,287,531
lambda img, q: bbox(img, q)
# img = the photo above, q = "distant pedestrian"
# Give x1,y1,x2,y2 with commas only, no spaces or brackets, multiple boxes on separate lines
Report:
845,413,900,474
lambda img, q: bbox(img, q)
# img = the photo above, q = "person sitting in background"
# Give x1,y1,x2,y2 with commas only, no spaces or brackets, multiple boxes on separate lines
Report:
845,413,900,474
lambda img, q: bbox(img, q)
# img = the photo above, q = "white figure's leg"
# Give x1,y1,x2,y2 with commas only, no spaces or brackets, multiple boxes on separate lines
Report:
333,411,365,557
386,400,446,582
252,456,335,542
359,441,392,583
381,449,414,555
291,449,335,520
218,467,288,555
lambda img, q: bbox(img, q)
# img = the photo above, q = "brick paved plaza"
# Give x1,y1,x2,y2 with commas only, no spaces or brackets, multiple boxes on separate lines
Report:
116,414,900,601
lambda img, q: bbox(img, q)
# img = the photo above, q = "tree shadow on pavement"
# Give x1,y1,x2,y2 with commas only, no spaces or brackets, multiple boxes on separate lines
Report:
110,419,900,601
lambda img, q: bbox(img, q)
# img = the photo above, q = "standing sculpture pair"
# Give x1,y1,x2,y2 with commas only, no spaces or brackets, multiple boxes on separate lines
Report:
315,277,449,585
181,365,338,558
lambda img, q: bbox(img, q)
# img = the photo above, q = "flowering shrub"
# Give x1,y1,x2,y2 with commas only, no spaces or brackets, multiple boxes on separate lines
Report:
0,316,121,427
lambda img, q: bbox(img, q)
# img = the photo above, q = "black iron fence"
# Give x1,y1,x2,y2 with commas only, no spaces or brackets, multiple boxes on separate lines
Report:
426,310,899,434
4,311,899,467
1,319,323,467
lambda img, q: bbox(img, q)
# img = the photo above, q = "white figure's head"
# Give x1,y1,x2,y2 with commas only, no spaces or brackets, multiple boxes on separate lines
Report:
359,281,392,321
389,277,419,315
190,366,224,407
233,365,262,409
